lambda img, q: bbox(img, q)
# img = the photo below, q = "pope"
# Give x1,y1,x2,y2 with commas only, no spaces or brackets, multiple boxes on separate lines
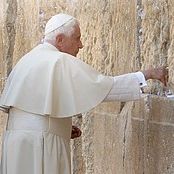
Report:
0,13,168,174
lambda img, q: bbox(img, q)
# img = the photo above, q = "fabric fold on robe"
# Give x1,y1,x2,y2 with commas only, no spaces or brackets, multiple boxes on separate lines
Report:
0,43,113,118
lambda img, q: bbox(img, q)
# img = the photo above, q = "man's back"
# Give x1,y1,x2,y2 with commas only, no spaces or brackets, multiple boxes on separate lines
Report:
0,42,113,118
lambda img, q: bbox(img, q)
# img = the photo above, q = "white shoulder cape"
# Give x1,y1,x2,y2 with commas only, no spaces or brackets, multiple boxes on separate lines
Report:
0,43,113,117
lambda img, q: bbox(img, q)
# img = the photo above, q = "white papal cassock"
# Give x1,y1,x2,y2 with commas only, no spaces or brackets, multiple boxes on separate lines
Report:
0,42,141,174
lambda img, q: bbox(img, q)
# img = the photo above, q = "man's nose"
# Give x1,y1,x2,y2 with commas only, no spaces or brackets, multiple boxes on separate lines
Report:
79,41,83,49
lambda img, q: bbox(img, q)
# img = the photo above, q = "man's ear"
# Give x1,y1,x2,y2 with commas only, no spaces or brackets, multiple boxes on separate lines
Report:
56,34,64,47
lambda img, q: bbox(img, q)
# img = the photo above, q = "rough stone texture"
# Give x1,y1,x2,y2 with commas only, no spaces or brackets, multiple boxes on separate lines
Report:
0,0,174,174
147,96,174,174
90,95,174,174
71,115,86,174
139,0,170,93
81,111,95,174
140,0,169,67
93,102,135,174
168,0,174,91
72,0,137,75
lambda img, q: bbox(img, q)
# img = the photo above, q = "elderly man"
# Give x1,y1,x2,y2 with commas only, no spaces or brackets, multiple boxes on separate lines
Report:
0,13,168,174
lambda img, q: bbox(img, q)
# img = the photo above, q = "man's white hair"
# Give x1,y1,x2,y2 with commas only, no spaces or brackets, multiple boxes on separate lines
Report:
44,19,79,44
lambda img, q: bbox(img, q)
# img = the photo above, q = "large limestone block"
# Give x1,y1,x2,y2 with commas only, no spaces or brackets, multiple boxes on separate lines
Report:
71,115,86,174
141,0,169,67
89,99,147,174
147,124,174,174
81,95,174,174
93,102,137,174
2,0,17,75
146,96,174,174
75,0,137,75
139,0,174,93
167,0,174,90
12,0,40,66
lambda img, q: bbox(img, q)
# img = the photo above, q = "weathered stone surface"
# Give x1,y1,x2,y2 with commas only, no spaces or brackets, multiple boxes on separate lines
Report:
139,0,171,93
72,0,137,75
89,95,174,174
92,101,143,174
145,96,174,174
147,124,174,174
150,95,174,123
81,111,95,174
168,0,174,91
71,115,86,174
93,102,135,174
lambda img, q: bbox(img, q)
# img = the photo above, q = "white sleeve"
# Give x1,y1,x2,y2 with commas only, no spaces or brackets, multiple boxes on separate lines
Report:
104,72,146,101
133,71,147,87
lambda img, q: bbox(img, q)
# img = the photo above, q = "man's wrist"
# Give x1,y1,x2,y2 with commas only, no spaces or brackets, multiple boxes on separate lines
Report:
142,70,151,80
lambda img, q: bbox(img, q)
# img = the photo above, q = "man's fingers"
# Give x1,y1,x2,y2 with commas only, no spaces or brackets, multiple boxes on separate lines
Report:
157,66,169,86
163,66,169,86
71,126,82,139
143,66,169,86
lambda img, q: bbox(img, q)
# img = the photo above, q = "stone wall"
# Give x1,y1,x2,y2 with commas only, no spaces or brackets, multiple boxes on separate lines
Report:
0,0,174,174
86,95,174,174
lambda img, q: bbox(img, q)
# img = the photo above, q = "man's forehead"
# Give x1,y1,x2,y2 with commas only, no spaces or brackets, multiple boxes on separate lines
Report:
72,24,81,35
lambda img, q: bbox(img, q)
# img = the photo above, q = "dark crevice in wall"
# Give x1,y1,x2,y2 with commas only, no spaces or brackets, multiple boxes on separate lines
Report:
119,102,126,113
136,0,143,69
122,115,128,168
143,95,151,174
100,1,109,74
161,0,170,65
6,0,17,76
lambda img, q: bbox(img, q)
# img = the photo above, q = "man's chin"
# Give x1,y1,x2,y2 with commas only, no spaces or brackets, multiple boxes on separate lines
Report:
66,51,78,57
73,52,78,57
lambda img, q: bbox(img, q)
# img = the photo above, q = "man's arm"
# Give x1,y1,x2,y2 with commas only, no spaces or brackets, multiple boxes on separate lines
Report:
104,67,168,102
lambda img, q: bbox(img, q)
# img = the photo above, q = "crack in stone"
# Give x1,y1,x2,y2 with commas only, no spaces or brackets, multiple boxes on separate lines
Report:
143,95,151,174
122,114,128,168
136,0,143,69
119,102,126,113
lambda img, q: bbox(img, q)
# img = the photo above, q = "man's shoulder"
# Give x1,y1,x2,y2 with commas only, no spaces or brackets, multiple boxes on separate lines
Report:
17,44,80,69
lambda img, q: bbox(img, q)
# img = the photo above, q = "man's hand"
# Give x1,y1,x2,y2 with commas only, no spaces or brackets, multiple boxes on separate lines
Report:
71,125,82,139
142,66,168,86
